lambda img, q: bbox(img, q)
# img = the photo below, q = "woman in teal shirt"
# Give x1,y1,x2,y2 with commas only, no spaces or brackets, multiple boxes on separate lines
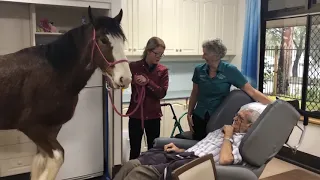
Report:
187,39,271,140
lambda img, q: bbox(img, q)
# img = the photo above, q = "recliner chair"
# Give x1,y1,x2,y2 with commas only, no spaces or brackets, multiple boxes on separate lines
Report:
153,90,301,180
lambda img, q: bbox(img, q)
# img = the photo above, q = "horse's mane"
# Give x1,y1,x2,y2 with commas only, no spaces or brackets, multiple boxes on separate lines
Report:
44,26,87,71
35,15,126,72
94,16,127,42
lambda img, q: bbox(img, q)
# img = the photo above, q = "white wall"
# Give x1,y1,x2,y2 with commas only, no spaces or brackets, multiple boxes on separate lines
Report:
0,2,31,55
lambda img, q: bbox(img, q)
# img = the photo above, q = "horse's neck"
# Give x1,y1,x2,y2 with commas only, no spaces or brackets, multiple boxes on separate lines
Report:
67,53,97,95
57,67,96,96
47,25,97,94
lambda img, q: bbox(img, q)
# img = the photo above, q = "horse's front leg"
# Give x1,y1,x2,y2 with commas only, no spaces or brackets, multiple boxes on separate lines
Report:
30,150,47,180
21,125,64,180
40,144,64,180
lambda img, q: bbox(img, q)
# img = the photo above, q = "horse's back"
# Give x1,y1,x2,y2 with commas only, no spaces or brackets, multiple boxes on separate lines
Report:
0,46,76,129
0,49,37,129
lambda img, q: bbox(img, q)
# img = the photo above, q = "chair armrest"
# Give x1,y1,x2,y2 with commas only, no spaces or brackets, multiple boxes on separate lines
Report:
174,131,194,140
215,165,258,180
172,154,217,179
153,137,198,150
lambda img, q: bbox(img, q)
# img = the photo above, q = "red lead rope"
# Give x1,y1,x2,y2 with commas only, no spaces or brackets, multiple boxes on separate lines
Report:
90,28,147,129
107,77,148,129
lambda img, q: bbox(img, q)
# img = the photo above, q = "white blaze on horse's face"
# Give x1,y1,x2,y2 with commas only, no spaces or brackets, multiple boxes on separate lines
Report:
106,34,132,89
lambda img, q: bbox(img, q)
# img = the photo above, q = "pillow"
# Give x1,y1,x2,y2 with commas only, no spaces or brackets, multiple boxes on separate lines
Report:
239,102,267,114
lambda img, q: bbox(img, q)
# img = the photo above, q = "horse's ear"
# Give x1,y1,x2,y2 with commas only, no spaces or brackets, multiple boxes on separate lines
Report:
88,6,95,26
114,9,123,24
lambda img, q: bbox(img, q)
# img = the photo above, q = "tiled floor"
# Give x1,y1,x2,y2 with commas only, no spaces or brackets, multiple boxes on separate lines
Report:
259,158,320,179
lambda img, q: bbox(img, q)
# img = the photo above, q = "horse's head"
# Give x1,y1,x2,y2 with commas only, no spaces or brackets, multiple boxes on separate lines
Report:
88,6,131,89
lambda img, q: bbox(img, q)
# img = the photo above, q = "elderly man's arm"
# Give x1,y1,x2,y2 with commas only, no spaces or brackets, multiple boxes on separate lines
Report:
164,143,185,153
219,125,235,165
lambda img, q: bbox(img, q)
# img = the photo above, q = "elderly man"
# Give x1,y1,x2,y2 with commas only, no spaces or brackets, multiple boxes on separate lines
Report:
113,102,266,180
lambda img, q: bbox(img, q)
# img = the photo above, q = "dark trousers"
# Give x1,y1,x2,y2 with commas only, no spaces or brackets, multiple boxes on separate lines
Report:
192,112,210,141
129,118,161,160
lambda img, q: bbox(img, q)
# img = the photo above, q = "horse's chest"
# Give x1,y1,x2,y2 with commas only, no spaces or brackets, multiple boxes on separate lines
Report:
53,100,78,121
34,96,79,126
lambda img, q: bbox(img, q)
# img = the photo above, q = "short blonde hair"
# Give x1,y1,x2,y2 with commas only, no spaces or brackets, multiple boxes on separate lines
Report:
202,38,227,59
142,37,166,59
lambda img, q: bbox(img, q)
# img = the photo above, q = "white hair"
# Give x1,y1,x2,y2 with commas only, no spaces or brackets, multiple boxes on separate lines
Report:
241,108,261,123
202,38,227,59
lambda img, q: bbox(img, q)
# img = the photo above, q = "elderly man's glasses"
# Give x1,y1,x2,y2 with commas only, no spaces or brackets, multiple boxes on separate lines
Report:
152,50,165,58
235,113,245,122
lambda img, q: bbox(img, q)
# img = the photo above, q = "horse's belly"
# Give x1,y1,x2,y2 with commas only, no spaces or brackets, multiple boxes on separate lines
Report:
0,117,15,130
0,105,23,129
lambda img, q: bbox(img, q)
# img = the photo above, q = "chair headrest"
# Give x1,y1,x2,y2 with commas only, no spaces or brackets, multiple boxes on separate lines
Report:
206,90,254,133
239,100,300,167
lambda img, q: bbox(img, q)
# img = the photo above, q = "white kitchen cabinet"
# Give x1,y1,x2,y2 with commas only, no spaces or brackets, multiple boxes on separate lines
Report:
0,141,37,177
0,156,34,177
198,0,221,54
0,0,111,9
122,0,238,56
122,0,157,56
121,0,133,55
122,0,238,57
198,0,237,55
156,0,180,55
178,0,200,55
30,4,109,46
0,2,31,55
219,0,238,55
132,0,157,55
157,0,200,55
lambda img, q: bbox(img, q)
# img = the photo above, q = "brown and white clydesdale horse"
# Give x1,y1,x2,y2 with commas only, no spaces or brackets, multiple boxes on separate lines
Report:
0,6,131,180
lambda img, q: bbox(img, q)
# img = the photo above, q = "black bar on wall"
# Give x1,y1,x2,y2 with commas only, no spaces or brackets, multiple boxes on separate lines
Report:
258,0,268,92
276,147,320,175
301,15,311,111
310,0,317,7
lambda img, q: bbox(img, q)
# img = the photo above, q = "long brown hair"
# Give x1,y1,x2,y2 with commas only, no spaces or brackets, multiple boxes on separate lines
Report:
142,37,166,59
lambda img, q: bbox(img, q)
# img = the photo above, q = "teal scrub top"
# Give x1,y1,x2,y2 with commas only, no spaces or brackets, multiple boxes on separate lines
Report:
192,61,248,119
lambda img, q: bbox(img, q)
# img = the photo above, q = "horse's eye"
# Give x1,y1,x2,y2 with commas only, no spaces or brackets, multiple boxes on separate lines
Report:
101,38,107,44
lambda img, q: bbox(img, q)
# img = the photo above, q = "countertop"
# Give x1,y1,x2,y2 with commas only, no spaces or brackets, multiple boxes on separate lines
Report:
122,90,191,103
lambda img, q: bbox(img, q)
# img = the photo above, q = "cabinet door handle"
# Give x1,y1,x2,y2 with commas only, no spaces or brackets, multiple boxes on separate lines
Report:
133,48,136,51
179,49,182,52
176,49,178,52
128,48,131,51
